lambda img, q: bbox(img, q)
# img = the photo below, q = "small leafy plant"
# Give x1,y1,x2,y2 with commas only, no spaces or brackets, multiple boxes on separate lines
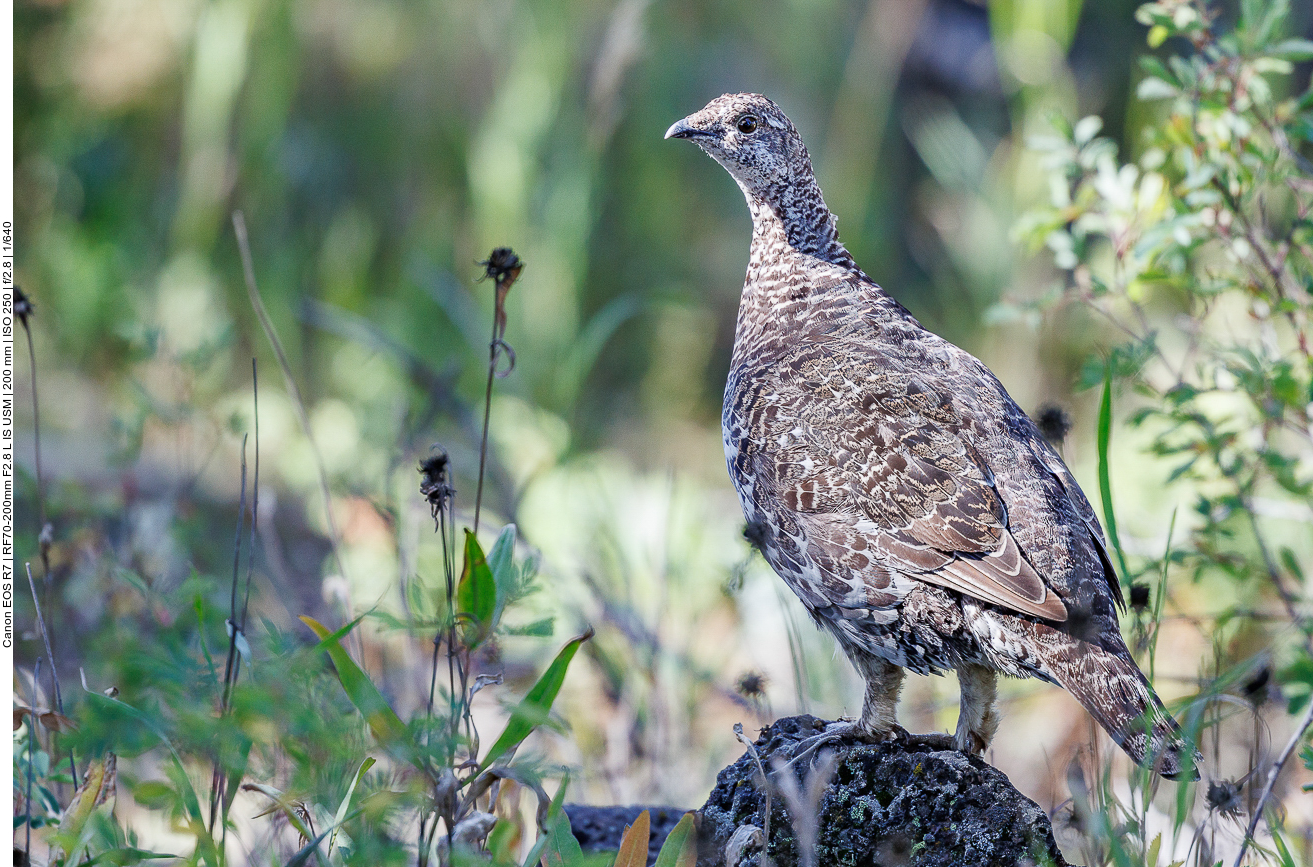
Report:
12,244,702,867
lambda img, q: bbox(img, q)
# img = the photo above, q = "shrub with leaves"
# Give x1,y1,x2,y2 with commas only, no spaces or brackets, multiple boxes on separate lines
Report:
1015,0,1313,864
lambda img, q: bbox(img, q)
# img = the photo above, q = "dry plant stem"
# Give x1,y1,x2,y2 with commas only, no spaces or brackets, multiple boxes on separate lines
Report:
473,327,496,536
25,658,40,860
210,435,247,833
19,315,50,572
1232,696,1313,867
472,261,521,535
232,211,358,651
26,563,75,786
243,359,260,635
1242,503,1313,657
734,723,772,847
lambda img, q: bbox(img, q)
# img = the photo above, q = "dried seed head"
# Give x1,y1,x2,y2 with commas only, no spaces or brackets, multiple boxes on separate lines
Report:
742,520,770,554
736,670,768,699
1206,778,1244,818
14,286,33,328
1035,403,1073,445
1241,664,1271,706
479,247,524,285
419,448,456,523
1129,583,1150,610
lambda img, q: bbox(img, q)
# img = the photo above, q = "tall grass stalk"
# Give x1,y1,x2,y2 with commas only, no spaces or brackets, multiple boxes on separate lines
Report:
472,248,522,535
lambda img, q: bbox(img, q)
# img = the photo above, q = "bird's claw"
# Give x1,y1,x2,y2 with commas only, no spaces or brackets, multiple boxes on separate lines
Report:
891,725,955,751
787,721,861,767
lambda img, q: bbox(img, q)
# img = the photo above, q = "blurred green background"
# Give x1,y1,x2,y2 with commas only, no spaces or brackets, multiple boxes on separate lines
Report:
13,0,1313,862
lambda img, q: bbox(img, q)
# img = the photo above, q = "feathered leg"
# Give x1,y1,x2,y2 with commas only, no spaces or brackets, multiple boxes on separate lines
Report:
789,656,910,765
857,656,904,738
954,663,999,755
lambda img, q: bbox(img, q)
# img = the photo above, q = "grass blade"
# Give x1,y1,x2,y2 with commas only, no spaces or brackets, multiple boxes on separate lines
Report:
1097,362,1133,584
479,629,593,772
300,616,414,764
329,756,375,855
83,693,221,866
652,813,696,867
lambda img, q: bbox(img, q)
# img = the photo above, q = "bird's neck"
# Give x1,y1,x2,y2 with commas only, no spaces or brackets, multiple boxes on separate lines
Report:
745,176,855,270
727,183,864,367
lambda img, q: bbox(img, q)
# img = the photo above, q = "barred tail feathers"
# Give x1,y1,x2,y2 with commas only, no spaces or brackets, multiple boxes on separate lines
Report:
1037,633,1199,780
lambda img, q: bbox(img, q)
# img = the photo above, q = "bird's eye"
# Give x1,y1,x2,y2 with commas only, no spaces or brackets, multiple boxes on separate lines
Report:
736,115,759,134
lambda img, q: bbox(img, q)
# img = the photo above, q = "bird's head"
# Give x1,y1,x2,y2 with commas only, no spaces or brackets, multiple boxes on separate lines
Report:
665,93,812,202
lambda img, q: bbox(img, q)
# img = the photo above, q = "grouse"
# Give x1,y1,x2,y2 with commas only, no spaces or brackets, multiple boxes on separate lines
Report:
667,93,1197,778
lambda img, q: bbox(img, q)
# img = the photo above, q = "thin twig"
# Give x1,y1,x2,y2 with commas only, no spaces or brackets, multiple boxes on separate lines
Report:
472,249,522,534
25,658,40,861
17,294,50,536
1232,696,1313,867
232,211,352,606
26,564,75,786
242,358,260,638
473,336,497,536
210,435,247,833
734,723,773,848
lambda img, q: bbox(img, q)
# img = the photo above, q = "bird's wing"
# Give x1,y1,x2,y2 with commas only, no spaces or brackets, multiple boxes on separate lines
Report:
1028,437,1126,609
769,347,1068,622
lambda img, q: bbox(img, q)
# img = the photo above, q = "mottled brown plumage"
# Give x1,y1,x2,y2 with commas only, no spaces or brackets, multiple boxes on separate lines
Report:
667,93,1197,778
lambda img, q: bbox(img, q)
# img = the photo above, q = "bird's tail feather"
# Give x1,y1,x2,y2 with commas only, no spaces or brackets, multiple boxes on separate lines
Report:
1039,635,1199,780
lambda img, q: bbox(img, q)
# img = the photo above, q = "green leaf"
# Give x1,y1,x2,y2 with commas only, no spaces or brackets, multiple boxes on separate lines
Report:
1272,826,1297,867
479,629,594,772
130,781,176,809
1138,55,1180,87
1097,363,1133,585
83,848,180,865
300,616,415,765
503,617,556,637
523,776,572,867
285,828,334,867
82,693,221,867
459,530,498,647
1280,548,1305,585
488,523,518,624
652,813,696,867
1270,38,1313,59
542,807,586,867
1146,833,1161,867
330,756,375,855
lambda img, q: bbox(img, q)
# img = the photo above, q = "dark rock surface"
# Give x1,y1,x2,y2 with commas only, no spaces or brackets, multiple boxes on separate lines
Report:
565,804,688,865
696,716,1071,867
567,716,1072,867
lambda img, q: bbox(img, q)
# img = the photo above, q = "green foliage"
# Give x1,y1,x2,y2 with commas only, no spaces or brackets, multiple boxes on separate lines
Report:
14,241,596,865
1017,1,1313,863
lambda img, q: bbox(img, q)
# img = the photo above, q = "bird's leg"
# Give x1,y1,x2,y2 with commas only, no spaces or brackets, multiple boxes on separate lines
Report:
788,658,904,765
864,658,955,749
954,663,999,755
856,657,904,739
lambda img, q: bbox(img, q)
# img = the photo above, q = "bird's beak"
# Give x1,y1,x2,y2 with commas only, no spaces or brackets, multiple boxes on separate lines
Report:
664,116,709,140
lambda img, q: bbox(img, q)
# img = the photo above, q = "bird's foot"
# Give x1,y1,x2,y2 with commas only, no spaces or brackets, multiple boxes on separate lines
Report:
787,722,956,768
891,725,955,751
953,728,988,756
786,720,864,767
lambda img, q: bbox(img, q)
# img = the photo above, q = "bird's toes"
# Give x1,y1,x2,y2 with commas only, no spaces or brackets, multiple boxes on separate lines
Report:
898,728,955,751
952,729,987,755
787,721,862,766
